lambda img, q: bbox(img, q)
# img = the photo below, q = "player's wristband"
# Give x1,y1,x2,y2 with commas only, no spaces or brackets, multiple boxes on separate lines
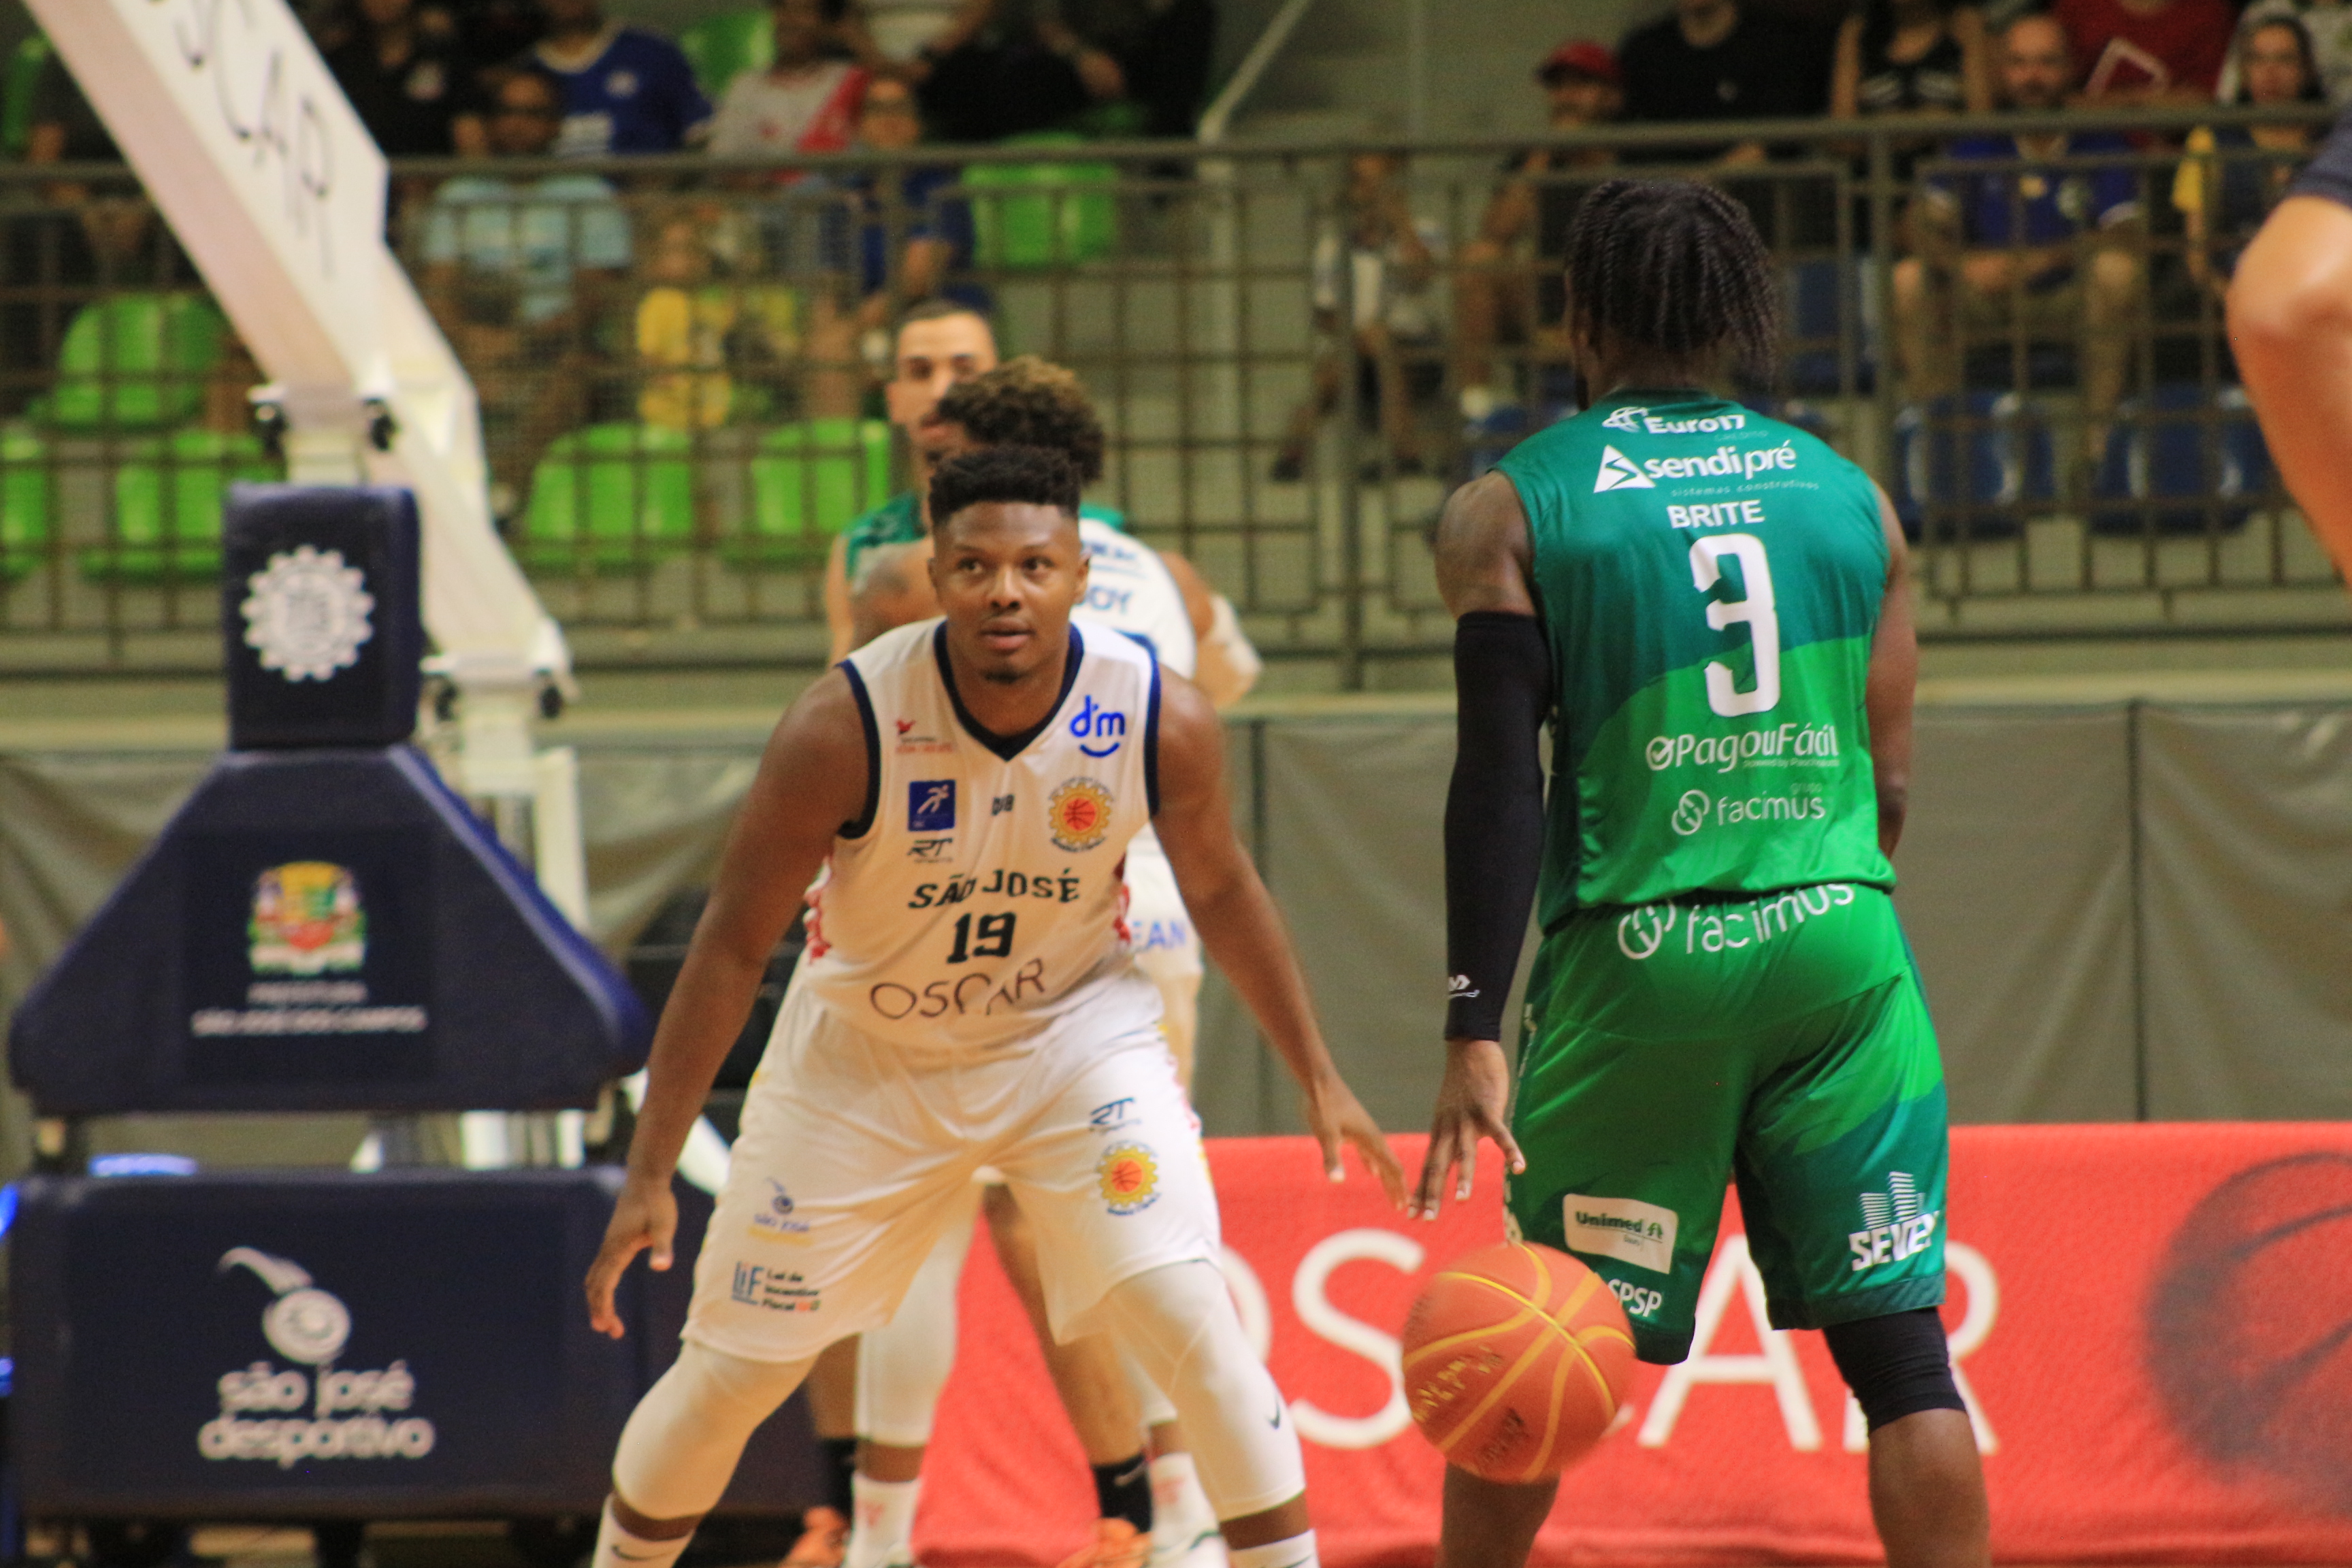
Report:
1443,610,1550,1042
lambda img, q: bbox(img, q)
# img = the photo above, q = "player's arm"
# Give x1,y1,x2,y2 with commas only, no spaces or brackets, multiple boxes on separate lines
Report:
585,670,870,1337
1160,549,1264,708
825,534,856,662
1152,672,1408,1206
1415,473,1544,1220
2230,196,2352,578
1865,487,1917,860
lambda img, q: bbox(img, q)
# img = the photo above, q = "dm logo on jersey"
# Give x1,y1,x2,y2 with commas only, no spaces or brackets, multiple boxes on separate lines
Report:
1068,694,1128,758
1593,445,1657,493
909,780,957,833
1098,1142,1160,1215
1047,777,1115,852
249,862,365,975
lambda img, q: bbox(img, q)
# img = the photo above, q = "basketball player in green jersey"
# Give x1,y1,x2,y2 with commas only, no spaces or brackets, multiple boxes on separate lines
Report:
1411,180,1989,1567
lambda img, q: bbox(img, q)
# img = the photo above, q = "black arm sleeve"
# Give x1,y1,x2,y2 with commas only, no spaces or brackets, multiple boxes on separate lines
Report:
1443,610,1552,1041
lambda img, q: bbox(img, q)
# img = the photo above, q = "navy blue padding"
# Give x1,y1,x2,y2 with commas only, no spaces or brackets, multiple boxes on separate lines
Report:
2089,382,2271,535
1891,391,2056,541
9,747,649,1116
223,487,426,751
8,1169,821,1519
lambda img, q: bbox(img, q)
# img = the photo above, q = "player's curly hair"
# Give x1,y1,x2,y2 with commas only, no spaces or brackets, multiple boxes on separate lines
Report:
928,445,1082,529
1563,178,1780,380
933,356,1106,483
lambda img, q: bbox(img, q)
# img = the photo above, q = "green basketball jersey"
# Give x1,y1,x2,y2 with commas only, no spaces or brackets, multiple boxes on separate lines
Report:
1494,389,1895,924
843,491,1128,581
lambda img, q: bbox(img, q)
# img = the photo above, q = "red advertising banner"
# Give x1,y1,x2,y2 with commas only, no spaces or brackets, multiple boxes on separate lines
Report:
916,1125,2352,1566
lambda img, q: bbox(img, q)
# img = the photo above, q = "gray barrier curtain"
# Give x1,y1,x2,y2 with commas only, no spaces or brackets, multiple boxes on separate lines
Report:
3,704,2350,1169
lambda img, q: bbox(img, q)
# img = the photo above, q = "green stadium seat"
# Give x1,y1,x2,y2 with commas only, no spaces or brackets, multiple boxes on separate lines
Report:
965,135,1119,270
1,33,53,160
82,428,277,583
680,10,772,101
730,417,894,568
36,293,229,432
519,422,698,573
0,423,52,583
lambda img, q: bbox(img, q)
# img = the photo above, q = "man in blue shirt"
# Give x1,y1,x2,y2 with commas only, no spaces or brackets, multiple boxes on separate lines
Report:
530,0,713,156
1893,12,2146,469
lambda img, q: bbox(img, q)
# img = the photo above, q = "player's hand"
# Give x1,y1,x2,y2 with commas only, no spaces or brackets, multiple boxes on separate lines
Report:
585,1171,678,1340
1303,1074,1409,1209
1414,1037,1525,1220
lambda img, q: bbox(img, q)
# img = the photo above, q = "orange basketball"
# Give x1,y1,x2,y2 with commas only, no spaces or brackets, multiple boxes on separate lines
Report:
1401,1241,1636,1483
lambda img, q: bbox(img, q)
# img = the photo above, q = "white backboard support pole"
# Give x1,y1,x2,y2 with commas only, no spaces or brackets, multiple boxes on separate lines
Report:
27,0,569,794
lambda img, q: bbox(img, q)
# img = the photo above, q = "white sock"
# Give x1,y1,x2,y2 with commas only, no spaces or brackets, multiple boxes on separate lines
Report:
1149,1452,1220,1552
1227,1531,1316,1568
844,1473,921,1568
591,1497,691,1568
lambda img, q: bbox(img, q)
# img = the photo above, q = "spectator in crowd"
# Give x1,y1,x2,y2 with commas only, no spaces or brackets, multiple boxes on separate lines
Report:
2220,0,2352,104
320,0,487,156
635,208,740,431
1618,0,1833,166
1895,13,2144,468
528,0,713,156
707,0,886,159
2175,16,2324,298
419,65,632,498
1830,0,1991,126
910,0,1218,142
1452,40,1621,432
1271,150,1443,481
836,78,986,340
823,299,1000,657
22,50,174,276
2055,0,2234,104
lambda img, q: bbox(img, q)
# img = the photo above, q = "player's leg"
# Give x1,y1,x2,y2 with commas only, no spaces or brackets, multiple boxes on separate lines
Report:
844,1184,983,1568
983,1185,1157,1544
1432,914,1756,1568
994,1025,1317,1568
1733,897,1987,1568
1120,864,1224,1565
593,996,983,1568
791,1339,862,1567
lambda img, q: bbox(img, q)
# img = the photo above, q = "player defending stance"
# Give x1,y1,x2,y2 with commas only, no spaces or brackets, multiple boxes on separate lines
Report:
2230,112,2352,578
585,446,1404,1568
1413,180,1989,1568
845,360,1255,1568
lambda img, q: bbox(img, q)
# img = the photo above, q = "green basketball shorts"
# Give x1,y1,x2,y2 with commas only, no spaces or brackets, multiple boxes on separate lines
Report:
1505,882,1950,1365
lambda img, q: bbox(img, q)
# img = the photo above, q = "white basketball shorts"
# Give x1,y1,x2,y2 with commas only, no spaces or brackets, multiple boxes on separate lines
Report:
683,973,1220,1364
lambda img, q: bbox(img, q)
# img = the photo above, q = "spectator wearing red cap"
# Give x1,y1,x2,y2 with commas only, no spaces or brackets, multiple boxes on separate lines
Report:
1454,40,1622,430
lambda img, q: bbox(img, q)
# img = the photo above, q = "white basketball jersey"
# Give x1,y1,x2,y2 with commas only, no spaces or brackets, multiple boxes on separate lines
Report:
802,619,1162,1051
1075,520,1195,678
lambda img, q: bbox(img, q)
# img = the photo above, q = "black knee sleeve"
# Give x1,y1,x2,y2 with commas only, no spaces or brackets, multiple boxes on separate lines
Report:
1823,1308,1965,1433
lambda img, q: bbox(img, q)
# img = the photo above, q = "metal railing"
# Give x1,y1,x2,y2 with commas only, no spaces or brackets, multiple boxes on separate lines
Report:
0,108,2338,682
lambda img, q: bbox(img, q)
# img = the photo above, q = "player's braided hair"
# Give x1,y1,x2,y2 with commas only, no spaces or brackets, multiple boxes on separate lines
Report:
928,445,1082,529
934,357,1106,484
1562,178,1780,380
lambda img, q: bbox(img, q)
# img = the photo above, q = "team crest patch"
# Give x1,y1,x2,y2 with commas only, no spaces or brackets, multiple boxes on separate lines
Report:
250,862,365,975
1097,1142,1160,1215
1047,777,1114,852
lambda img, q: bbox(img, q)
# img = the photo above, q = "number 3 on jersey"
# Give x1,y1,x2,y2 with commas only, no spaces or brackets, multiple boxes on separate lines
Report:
947,911,1015,963
1688,534,1780,717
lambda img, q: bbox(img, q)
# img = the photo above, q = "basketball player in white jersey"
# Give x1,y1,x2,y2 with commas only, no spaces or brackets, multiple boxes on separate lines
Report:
840,361,1258,1568
584,445,1402,1568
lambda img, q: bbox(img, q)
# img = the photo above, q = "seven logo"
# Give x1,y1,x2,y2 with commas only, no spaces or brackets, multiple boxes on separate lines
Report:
1594,445,1657,493
1850,1172,1940,1273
